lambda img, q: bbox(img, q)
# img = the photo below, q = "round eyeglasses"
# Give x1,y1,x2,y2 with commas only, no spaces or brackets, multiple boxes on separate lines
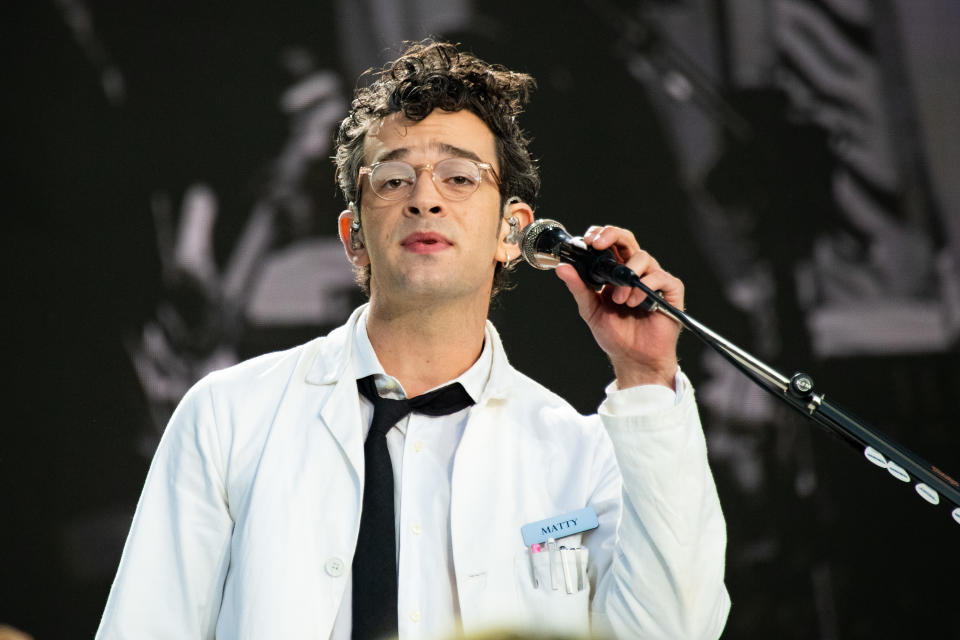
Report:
358,157,500,201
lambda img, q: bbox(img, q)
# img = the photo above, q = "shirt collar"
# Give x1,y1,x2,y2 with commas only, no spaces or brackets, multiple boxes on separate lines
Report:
352,306,492,402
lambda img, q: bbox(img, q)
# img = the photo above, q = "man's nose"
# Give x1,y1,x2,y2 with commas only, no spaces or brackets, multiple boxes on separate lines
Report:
405,169,444,215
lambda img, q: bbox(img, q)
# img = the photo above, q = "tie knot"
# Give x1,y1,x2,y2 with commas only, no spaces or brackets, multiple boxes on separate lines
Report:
357,375,475,437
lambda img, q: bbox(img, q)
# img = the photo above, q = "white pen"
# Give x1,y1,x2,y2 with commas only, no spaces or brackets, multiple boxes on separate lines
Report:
546,538,560,590
560,547,574,594
575,547,584,591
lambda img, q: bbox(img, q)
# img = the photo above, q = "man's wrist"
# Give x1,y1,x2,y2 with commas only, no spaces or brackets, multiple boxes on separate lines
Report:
612,359,678,391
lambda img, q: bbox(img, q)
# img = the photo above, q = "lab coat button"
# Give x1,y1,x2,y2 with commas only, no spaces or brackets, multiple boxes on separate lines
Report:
324,557,345,577
410,611,421,623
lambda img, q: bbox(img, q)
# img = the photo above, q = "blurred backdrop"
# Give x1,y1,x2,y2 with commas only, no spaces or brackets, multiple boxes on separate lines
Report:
4,0,959,638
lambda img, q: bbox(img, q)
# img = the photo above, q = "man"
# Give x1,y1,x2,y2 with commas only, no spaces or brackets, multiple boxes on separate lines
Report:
97,41,729,639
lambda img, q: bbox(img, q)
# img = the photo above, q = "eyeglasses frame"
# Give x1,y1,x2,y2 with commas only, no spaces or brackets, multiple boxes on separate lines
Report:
357,157,502,202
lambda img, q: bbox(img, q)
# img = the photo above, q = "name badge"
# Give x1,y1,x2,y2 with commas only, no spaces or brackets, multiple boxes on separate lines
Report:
521,506,599,546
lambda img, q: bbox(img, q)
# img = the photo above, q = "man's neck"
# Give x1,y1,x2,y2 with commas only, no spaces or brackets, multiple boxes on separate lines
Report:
365,294,490,397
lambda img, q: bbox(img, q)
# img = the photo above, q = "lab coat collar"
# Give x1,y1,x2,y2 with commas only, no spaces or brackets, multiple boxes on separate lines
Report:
480,321,512,401
304,304,365,386
303,303,512,401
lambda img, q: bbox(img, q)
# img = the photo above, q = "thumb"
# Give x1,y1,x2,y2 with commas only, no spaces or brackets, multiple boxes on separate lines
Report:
556,263,598,320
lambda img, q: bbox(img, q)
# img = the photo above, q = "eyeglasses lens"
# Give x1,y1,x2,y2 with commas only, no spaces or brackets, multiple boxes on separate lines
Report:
369,159,483,200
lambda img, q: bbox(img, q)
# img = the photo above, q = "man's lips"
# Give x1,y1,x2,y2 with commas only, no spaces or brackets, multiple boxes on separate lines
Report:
401,231,453,254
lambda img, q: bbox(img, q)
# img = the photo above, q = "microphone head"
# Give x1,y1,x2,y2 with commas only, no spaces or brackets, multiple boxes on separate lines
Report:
519,218,567,270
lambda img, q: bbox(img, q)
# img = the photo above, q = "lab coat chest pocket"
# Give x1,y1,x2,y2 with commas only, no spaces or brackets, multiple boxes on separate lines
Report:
513,546,590,636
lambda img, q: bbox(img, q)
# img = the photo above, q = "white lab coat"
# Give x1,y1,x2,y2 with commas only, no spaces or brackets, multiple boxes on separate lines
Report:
97,305,729,639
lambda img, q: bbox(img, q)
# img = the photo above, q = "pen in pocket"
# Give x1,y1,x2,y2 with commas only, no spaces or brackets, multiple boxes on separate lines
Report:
546,538,561,590
575,547,584,591
560,547,574,594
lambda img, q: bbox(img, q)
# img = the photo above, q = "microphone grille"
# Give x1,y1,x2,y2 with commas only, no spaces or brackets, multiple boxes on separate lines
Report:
519,218,566,269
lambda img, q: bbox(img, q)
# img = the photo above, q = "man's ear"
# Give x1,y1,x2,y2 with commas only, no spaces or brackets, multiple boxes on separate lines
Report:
496,199,534,264
338,208,370,266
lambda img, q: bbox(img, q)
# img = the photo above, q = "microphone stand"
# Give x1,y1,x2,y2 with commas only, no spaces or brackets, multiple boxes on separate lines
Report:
520,218,960,524
574,2,960,522
627,278,960,526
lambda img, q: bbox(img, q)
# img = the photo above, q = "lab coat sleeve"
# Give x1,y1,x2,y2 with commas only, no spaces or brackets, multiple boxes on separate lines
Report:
590,372,730,639
96,376,234,640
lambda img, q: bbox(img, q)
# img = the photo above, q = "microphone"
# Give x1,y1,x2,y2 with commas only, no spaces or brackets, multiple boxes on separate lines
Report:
519,219,642,291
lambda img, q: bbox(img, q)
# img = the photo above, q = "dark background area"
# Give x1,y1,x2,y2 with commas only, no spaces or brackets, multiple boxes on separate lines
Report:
4,1,959,638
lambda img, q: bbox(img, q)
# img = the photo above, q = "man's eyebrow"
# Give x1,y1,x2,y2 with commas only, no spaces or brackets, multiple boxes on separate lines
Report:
435,143,485,163
375,148,409,163
373,143,487,164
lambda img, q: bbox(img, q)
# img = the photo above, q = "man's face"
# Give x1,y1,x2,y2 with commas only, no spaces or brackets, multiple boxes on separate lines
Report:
356,108,508,304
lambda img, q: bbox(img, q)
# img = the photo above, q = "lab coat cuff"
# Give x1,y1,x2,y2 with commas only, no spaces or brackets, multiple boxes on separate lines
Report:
600,369,687,417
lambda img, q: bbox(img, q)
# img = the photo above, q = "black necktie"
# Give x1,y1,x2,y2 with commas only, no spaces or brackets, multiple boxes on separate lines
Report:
351,375,474,640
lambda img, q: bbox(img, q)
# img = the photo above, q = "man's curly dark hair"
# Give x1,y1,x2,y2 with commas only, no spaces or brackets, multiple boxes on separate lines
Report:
334,40,539,297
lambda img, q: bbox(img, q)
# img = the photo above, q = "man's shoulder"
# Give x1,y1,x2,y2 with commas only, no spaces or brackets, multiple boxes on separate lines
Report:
486,321,592,422
203,338,317,389
498,365,600,431
196,315,352,401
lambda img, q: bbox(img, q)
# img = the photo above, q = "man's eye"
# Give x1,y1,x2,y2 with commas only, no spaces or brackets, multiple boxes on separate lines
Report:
446,175,477,186
378,176,412,190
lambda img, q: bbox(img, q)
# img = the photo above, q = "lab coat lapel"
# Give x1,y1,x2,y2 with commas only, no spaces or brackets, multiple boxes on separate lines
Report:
451,323,524,629
305,305,367,483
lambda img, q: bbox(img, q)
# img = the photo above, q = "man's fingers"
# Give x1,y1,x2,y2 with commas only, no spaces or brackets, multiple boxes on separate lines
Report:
563,225,684,314
605,261,683,309
625,270,684,310
555,263,598,320
584,226,661,274
583,225,604,240
584,225,636,249
584,225,641,251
